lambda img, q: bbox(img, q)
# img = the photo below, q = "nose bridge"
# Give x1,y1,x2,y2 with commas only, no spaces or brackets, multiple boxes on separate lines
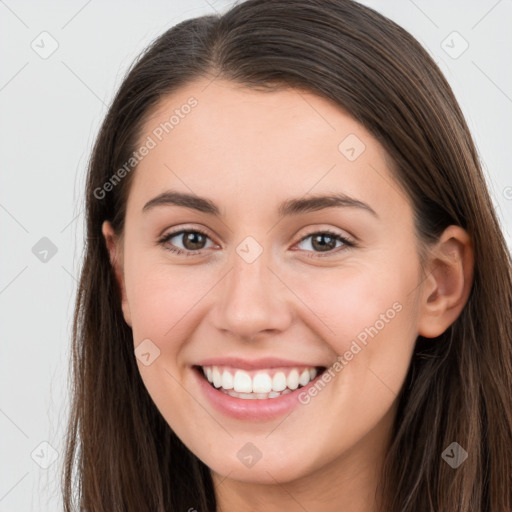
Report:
212,239,292,340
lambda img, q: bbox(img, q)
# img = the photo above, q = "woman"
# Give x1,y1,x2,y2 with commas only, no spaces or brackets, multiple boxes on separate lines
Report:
62,1,512,510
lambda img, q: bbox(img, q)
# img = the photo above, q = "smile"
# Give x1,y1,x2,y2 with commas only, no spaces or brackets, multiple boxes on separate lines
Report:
199,365,325,399
191,357,331,420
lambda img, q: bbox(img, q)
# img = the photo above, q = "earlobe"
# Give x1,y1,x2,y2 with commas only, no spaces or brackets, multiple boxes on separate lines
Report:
417,225,474,338
101,220,132,327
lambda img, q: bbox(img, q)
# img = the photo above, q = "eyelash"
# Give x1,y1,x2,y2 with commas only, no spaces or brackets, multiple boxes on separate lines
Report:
157,227,355,258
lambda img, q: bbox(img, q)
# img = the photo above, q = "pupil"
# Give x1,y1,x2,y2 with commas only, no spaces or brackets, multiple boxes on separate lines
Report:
312,234,335,252
184,232,205,250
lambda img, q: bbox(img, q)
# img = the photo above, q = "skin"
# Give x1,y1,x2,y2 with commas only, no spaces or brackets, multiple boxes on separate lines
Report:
102,78,474,512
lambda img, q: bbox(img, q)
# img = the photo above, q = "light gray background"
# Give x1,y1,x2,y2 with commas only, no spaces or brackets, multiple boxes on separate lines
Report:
0,1,511,510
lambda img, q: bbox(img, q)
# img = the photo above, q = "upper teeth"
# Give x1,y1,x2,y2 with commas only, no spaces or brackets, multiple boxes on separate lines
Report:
202,366,318,393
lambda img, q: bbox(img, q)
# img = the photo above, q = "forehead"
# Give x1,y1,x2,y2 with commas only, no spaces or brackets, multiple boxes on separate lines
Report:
127,78,409,222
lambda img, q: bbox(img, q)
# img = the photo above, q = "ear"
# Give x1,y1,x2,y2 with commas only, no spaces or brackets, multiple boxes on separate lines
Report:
417,225,474,338
101,220,132,327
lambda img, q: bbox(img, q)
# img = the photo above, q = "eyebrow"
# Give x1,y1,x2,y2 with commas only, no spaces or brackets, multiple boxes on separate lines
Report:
142,190,378,218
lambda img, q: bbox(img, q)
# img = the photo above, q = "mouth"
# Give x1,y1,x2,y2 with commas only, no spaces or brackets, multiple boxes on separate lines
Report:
193,364,328,400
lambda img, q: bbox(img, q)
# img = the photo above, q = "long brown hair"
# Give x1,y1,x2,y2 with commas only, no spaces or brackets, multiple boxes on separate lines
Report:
62,1,512,510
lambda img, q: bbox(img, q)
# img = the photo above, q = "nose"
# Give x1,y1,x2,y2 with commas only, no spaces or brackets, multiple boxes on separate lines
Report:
211,251,293,342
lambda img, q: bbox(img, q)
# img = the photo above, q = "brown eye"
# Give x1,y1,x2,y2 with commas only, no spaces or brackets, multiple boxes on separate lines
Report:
296,230,355,257
179,231,208,250
310,233,338,252
159,228,214,255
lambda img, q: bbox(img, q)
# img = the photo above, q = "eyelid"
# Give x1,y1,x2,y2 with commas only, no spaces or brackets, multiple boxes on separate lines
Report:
157,224,216,249
158,224,356,256
296,226,355,244
159,223,355,243
158,223,213,239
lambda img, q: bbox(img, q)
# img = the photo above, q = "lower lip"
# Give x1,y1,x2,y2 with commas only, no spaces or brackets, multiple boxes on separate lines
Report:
192,366,324,421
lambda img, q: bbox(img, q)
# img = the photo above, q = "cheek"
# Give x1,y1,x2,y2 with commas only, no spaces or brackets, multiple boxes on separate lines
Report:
281,261,419,450
284,253,420,391
290,261,414,345
125,262,209,425
125,257,207,343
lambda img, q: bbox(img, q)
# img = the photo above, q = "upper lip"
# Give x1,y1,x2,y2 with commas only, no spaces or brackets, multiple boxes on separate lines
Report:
195,357,327,371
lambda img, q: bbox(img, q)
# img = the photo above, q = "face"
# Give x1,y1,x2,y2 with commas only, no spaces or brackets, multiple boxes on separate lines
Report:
103,78,426,485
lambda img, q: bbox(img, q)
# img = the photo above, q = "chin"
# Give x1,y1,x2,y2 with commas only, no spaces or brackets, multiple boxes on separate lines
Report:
204,447,319,485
